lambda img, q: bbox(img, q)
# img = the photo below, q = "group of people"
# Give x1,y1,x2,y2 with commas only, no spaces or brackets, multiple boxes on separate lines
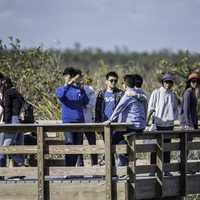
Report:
55,67,200,174
0,68,199,179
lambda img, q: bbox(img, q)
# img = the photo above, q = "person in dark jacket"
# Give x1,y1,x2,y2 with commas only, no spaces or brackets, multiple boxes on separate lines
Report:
180,72,200,130
55,68,89,167
95,71,124,123
0,77,24,169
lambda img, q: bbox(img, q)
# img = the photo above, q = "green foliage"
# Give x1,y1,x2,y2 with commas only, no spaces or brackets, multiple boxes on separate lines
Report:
0,38,200,120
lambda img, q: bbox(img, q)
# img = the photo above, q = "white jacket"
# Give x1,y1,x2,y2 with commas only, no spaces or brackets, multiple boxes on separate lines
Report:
83,85,96,123
148,87,178,127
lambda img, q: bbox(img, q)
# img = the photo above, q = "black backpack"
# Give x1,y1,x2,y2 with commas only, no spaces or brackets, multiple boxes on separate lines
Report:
19,95,35,123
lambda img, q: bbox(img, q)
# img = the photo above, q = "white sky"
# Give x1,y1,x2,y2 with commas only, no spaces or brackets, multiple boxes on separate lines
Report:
1,0,200,52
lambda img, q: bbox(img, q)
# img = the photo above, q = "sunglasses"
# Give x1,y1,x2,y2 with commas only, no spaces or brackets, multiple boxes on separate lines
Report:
191,79,198,83
109,79,117,83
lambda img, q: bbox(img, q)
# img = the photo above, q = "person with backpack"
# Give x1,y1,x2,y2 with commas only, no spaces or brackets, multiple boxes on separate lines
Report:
148,73,178,176
180,72,200,130
55,67,89,167
0,77,25,172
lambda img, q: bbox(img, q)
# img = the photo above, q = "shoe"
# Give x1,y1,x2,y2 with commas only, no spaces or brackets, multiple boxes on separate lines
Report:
0,176,4,181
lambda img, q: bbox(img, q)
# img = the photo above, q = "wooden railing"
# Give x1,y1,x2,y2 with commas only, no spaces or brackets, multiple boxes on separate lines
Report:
0,123,200,200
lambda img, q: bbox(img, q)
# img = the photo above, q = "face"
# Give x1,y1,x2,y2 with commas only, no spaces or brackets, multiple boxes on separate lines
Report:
64,74,71,84
190,79,199,89
163,80,173,90
106,76,118,89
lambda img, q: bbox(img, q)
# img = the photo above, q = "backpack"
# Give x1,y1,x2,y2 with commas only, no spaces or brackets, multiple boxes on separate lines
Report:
19,96,35,123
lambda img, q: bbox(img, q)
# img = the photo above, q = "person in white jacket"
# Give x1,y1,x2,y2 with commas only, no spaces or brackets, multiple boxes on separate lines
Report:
81,79,98,165
148,73,178,176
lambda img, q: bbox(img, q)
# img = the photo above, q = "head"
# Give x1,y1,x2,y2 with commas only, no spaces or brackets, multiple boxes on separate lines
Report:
74,69,83,86
105,71,118,90
123,74,135,90
0,76,13,92
161,73,174,90
63,67,77,83
133,74,143,88
187,72,200,89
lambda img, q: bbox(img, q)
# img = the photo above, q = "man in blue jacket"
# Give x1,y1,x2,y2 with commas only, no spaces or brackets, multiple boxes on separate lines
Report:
55,67,89,166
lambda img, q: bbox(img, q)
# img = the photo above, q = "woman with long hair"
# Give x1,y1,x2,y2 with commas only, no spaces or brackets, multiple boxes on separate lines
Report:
180,72,200,130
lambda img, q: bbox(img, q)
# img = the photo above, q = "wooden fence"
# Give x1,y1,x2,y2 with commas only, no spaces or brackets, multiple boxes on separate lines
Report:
0,123,200,200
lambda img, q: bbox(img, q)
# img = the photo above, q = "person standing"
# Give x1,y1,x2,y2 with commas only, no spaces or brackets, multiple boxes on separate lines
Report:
95,71,124,124
0,77,25,170
105,74,147,166
148,73,178,176
180,72,199,130
80,78,98,165
55,68,89,167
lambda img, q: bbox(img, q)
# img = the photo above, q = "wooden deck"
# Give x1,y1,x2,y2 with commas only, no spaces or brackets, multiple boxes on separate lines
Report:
0,123,199,200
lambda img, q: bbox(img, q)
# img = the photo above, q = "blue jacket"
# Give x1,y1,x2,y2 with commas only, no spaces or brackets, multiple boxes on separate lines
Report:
55,84,89,123
109,88,146,130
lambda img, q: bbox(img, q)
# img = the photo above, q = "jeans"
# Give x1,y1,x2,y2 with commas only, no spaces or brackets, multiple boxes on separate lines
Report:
64,131,83,166
0,116,24,167
85,132,98,165
112,129,143,166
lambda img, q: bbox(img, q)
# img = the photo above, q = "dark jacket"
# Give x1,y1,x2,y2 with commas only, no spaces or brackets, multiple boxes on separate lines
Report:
95,87,124,122
3,87,23,123
180,88,198,129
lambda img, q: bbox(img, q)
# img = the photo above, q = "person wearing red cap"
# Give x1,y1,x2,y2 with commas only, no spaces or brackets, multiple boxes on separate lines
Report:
180,72,200,130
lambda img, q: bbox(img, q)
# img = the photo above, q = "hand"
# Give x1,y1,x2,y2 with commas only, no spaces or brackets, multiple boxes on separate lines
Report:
103,120,112,126
125,90,136,97
68,74,80,84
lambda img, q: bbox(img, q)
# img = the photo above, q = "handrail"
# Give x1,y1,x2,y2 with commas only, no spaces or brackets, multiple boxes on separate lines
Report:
0,123,200,200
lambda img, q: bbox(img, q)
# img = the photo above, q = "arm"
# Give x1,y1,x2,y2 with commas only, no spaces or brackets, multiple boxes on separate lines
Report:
95,91,102,122
182,91,191,126
109,95,131,122
147,90,157,124
85,87,96,109
125,90,147,102
4,92,12,123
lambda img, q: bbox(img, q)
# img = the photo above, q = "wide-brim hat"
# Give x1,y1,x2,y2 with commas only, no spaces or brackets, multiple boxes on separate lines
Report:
188,72,200,81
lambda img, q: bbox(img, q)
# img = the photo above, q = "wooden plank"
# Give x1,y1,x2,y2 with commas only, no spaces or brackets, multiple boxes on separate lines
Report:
46,166,127,176
156,134,164,198
104,125,112,200
37,126,46,200
47,145,127,154
0,181,127,200
0,145,37,154
127,135,136,200
180,132,187,198
136,161,200,174
0,167,37,176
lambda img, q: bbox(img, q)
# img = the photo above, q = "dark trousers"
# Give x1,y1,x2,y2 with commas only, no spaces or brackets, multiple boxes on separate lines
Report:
64,132,83,166
85,132,98,165
150,126,174,164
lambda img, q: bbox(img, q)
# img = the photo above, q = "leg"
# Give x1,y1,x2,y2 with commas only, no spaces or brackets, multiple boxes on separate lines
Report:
85,132,98,165
74,132,83,166
64,132,75,166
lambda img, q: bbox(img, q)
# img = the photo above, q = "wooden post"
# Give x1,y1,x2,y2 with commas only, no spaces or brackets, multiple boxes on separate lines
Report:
37,126,45,200
156,133,164,198
127,134,136,200
104,125,112,200
180,132,188,199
